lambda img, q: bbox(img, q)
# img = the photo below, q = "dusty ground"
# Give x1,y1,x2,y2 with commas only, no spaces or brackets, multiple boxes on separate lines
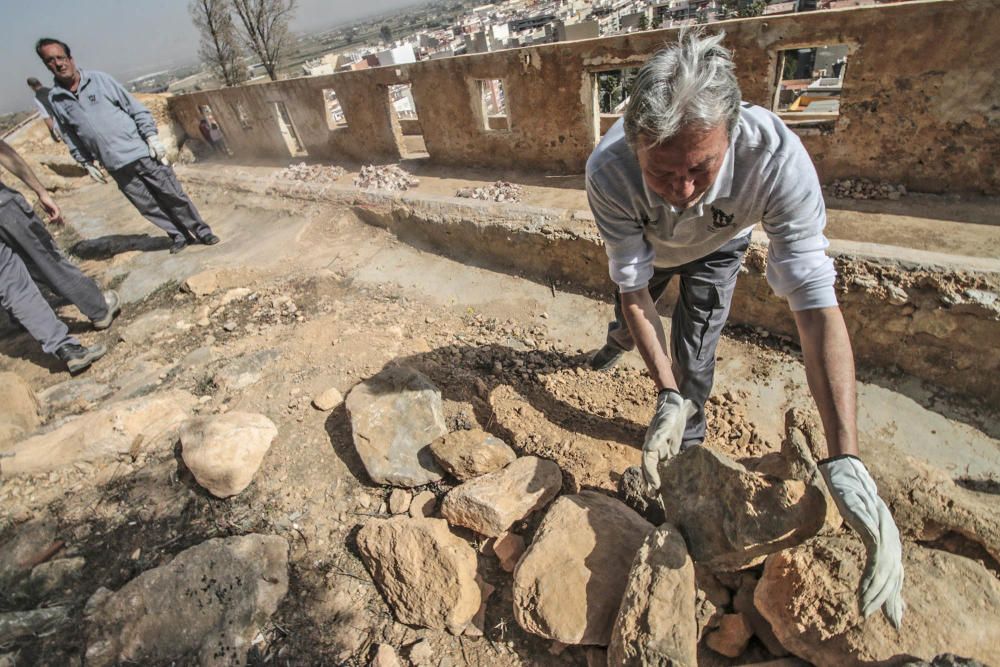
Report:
1,124,999,665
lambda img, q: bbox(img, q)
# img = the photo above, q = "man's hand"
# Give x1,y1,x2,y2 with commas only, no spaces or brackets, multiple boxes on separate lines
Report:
642,389,696,493
819,455,904,628
146,135,168,164
37,191,63,225
83,162,107,184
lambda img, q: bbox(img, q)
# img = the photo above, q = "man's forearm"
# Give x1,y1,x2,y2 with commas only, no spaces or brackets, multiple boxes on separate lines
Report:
794,306,859,457
621,288,678,393
0,140,47,196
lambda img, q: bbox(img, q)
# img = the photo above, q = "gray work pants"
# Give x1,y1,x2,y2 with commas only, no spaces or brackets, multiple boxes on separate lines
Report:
0,241,78,353
606,235,751,447
0,193,108,331
110,157,212,243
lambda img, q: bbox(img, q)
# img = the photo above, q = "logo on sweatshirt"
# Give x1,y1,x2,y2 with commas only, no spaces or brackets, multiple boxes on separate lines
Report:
709,206,735,231
88,94,97,104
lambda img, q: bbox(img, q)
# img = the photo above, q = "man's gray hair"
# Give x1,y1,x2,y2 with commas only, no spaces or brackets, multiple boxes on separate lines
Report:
623,30,741,149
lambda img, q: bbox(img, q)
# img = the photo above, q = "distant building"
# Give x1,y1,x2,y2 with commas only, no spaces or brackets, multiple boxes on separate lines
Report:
554,19,600,42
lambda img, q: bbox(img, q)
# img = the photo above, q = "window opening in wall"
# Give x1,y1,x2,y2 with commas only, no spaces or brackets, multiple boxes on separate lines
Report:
387,83,427,159
234,101,252,130
322,89,348,129
272,101,307,157
475,79,508,132
592,67,639,139
774,45,849,127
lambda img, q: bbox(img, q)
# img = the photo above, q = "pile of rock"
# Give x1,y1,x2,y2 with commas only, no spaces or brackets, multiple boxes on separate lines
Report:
455,181,523,203
829,178,908,200
353,165,419,191
272,162,346,183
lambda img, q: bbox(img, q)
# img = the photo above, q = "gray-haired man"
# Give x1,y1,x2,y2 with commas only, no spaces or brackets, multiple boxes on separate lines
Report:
587,32,904,626
36,37,220,254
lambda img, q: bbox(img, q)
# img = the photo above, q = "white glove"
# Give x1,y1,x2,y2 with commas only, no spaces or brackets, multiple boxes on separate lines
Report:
819,455,905,628
146,135,168,164
641,389,697,493
83,162,107,184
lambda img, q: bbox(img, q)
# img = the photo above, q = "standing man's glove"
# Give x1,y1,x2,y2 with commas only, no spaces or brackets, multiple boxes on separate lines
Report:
819,455,905,628
146,135,168,165
641,389,697,493
83,162,107,184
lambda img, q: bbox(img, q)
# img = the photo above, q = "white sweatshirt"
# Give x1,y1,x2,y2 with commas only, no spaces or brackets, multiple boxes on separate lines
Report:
586,104,837,312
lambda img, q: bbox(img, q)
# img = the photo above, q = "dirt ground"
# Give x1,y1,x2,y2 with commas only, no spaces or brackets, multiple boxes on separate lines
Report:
1,124,999,665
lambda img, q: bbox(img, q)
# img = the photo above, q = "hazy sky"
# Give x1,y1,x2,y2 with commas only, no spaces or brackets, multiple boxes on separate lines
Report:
0,0,424,114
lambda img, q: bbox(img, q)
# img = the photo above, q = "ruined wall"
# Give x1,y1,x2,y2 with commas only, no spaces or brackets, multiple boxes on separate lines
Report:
169,0,999,192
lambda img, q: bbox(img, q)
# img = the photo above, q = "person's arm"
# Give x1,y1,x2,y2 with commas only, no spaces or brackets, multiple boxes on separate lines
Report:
621,288,677,392
0,140,62,224
102,72,157,138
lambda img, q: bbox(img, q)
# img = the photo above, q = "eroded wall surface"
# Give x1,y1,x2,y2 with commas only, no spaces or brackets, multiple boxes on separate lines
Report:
169,0,999,193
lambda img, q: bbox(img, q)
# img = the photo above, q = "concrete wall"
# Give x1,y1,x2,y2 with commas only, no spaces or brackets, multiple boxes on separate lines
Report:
169,0,1000,193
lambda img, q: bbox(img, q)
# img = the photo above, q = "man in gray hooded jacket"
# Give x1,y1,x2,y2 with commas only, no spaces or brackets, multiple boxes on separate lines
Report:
36,37,220,254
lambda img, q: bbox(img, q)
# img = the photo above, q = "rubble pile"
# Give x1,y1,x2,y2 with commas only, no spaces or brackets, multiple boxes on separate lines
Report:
829,178,908,200
455,180,523,203
353,164,419,191
272,162,346,183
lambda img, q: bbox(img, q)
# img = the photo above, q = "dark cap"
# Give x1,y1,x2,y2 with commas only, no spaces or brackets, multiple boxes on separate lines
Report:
26,77,42,87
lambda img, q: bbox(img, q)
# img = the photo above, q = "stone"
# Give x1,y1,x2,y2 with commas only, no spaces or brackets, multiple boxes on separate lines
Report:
1,391,196,476
29,556,86,597
607,524,697,666
513,491,655,645
219,287,252,305
356,517,480,634
312,387,344,411
440,456,562,536
118,308,172,342
183,269,221,297
388,489,412,514
212,349,282,392
0,519,58,591
429,429,516,481
345,366,447,487
755,537,1000,667
464,576,495,637
84,535,287,666
370,644,402,667
705,613,753,658
658,446,831,570
492,531,526,572
180,412,278,498
37,377,112,414
0,606,70,644
408,639,434,665
733,572,787,657
0,372,39,448
409,490,437,518
616,465,665,525
694,567,729,640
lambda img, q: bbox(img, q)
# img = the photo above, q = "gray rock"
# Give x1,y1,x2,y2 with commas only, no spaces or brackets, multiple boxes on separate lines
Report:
37,378,111,414
0,606,70,644
84,534,288,667
118,308,172,342
0,519,58,591
429,429,516,481
345,366,447,487
616,465,665,525
212,349,282,392
29,557,86,597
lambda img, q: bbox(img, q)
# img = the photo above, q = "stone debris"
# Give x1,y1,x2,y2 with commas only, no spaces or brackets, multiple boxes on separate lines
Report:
370,643,402,667
492,531,526,572
409,490,437,518
455,180,523,203
755,536,1000,667
0,607,70,644
829,178,907,200
408,639,434,665
272,162,345,183
36,378,112,416
440,456,562,536
513,491,654,646
29,557,86,597
356,517,480,634
180,412,278,498
733,572,788,657
311,386,344,411
345,366,447,487
0,372,39,448
616,465,665,525
705,613,754,658
84,534,289,667
429,428,517,481
608,524,697,667
388,488,412,514
353,164,418,191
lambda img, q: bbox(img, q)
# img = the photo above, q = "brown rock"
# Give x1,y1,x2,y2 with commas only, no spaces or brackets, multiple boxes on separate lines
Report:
755,536,1000,666
388,489,411,515
513,491,654,645
705,613,753,658
694,567,730,640
733,573,787,657
370,644,401,667
608,524,697,666
464,576,496,638
440,456,562,537
0,373,39,448
180,412,277,498
356,517,480,634
408,490,436,518
429,429,516,480
492,532,526,572
311,387,344,411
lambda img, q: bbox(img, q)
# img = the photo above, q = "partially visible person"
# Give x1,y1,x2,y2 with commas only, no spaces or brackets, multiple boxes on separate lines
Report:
26,77,62,143
0,139,117,373
198,113,228,155
36,37,221,255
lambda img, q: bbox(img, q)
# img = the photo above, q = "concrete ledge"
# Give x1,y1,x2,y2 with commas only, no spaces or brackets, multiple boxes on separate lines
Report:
178,167,1000,402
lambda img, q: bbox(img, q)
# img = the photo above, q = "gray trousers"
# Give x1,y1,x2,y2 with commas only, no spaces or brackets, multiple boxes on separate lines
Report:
110,157,212,243
606,235,750,446
0,242,78,353
0,194,107,353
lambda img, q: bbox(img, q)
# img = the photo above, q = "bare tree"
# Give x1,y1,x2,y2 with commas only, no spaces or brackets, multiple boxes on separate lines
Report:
230,0,296,81
190,0,247,87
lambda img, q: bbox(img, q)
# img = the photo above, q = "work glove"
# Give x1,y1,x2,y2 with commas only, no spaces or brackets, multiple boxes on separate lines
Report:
819,455,905,628
641,389,697,493
83,162,107,184
146,135,168,164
